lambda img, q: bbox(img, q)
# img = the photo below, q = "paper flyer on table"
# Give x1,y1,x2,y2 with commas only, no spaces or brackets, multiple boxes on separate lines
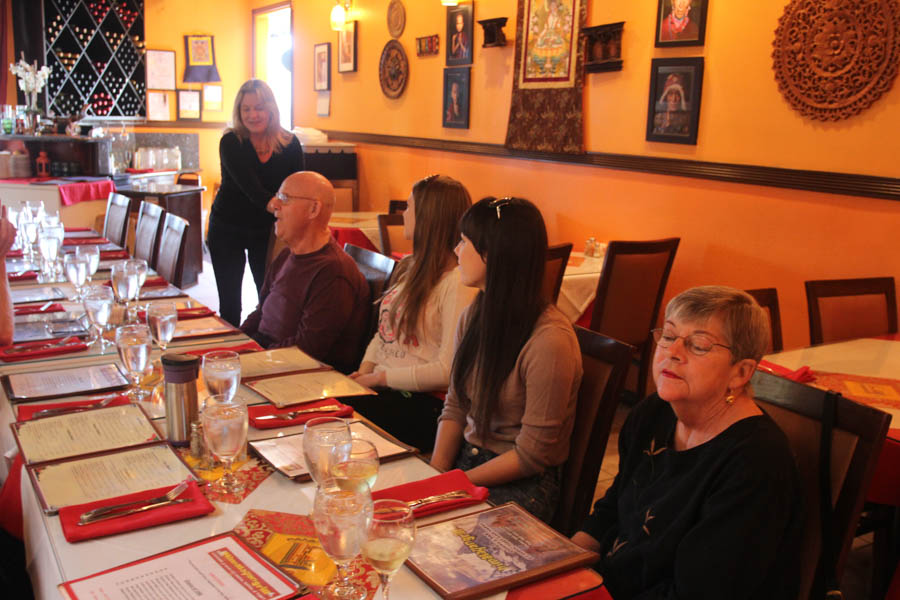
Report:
245,370,374,407
240,346,321,379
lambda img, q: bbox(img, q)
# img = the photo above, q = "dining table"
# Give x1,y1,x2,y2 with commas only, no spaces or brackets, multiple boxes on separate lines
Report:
328,211,381,253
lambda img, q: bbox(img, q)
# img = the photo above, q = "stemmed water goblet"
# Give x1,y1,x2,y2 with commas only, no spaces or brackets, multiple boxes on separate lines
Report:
110,260,140,321
38,224,63,281
19,213,38,264
43,208,60,226
64,253,89,301
201,399,249,495
200,350,242,406
330,438,379,494
126,258,149,321
362,500,416,600
312,479,374,600
115,324,151,400
146,302,177,352
76,244,100,283
303,417,352,486
83,285,114,350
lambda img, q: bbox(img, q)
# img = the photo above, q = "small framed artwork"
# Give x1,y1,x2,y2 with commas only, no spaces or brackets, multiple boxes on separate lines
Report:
416,35,440,56
147,90,175,121
177,89,201,120
446,3,474,66
655,0,707,47
338,22,357,73
146,49,176,90
646,57,704,145
202,83,223,112
443,67,470,129
314,43,331,91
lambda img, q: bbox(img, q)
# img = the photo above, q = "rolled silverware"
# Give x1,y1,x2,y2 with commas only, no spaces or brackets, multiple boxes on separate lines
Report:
32,395,117,419
78,498,193,525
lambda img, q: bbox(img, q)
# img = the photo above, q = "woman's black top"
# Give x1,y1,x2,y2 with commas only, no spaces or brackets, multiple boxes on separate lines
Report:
210,131,304,231
582,394,803,600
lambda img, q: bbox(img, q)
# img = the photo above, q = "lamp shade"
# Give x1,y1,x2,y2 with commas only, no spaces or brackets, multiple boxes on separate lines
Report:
330,4,346,31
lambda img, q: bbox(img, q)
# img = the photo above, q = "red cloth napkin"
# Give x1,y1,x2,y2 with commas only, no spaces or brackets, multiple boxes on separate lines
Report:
100,249,130,259
104,276,169,289
14,303,65,315
125,168,153,174
185,341,263,356
137,306,215,321
0,337,89,362
757,360,816,383
58,480,215,542
63,236,109,246
5,249,23,258
372,469,488,518
249,399,353,429
8,270,38,281
15,394,131,421
64,227,92,233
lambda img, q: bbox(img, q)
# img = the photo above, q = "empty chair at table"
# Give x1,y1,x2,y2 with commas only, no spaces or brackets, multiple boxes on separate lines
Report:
746,287,784,353
155,213,189,287
377,213,412,257
133,201,165,270
804,276,898,345
102,192,134,248
543,242,573,305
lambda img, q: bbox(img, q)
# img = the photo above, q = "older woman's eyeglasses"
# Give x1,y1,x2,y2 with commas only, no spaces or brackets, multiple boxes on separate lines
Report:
275,192,317,206
651,328,732,356
489,197,513,220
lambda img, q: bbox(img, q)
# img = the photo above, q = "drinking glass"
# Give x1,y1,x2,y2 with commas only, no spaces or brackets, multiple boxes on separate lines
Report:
330,438,379,493
303,417,352,486
146,302,177,351
38,225,63,281
76,244,100,282
43,208,60,226
312,479,373,600
202,401,248,494
363,500,416,600
63,253,89,300
83,285,114,350
110,260,140,316
1,105,13,134
201,350,241,403
126,258,148,322
115,324,151,400
25,199,43,222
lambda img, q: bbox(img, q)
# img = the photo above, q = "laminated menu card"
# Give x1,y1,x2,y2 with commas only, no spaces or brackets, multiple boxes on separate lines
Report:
58,531,302,600
244,370,374,408
406,503,599,600
171,315,238,340
240,346,322,379
1,362,129,402
10,286,66,304
250,420,414,480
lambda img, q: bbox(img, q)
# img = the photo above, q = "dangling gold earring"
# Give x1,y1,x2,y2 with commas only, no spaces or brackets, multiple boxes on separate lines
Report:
725,391,736,405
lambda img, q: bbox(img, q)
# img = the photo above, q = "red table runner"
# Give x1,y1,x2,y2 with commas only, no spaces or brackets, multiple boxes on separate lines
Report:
0,177,114,206
330,226,378,253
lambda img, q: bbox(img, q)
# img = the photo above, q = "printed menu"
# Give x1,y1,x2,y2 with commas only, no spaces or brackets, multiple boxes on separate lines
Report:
245,370,374,408
3,363,129,402
240,346,321,379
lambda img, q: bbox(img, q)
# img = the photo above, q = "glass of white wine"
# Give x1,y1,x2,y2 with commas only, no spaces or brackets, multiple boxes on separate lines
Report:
363,500,416,600
202,401,249,494
201,350,241,404
312,479,373,600
303,417,351,486
115,324,151,400
146,302,177,351
330,438,379,493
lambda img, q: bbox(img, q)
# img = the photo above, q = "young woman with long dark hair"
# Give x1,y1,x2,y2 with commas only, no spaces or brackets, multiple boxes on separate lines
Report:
348,175,476,451
430,197,583,522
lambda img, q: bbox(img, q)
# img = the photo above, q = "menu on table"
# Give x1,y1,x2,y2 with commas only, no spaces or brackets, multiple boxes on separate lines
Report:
10,287,66,304
58,532,302,600
240,346,322,379
12,318,88,343
171,315,238,339
245,370,374,408
140,285,187,300
30,443,195,513
2,363,129,402
250,420,413,480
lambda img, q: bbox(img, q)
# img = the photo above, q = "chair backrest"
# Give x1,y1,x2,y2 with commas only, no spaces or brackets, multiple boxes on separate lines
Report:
388,199,408,214
343,244,398,355
589,237,680,399
156,213,189,287
133,201,165,269
746,287,784,353
102,192,133,248
542,243,573,305
805,277,898,345
751,370,889,600
176,171,201,187
552,326,633,536
377,213,412,257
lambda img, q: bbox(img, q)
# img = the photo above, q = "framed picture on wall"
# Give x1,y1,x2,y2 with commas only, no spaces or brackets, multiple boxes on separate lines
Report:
146,49,176,90
202,83,223,112
338,21,357,73
147,90,175,121
314,43,331,91
177,89,201,120
655,0,708,47
645,57,704,145
442,67,470,129
446,3,474,66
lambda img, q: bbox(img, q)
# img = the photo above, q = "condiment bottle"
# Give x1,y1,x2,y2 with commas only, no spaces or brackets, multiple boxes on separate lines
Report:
161,353,201,446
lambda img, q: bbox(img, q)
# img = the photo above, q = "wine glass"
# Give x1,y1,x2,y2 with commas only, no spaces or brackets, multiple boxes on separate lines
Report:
330,438,379,493
76,244,100,282
38,225,62,281
303,417,352,486
110,260,140,320
43,208,60,226
146,302,177,351
202,400,249,494
115,324,151,400
363,500,416,600
201,350,241,404
25,199,43,222
63,253,89,301
83,285,114,350
312,479,373,600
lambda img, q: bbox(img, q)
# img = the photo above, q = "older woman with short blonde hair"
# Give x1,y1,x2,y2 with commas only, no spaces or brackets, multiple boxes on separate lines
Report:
573,285,802,599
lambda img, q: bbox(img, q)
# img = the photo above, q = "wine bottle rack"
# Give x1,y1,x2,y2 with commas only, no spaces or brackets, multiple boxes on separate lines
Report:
42,0,146,120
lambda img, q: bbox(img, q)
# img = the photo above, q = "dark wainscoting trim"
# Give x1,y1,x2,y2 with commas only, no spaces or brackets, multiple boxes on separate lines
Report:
324,130,900,202
137,121,228,130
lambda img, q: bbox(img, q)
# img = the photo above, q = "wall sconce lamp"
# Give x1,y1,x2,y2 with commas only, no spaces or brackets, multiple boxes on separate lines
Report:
441,0,459,6
331,0,351,31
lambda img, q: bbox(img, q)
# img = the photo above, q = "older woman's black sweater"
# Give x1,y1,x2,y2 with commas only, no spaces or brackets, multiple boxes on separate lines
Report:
582,394,803,600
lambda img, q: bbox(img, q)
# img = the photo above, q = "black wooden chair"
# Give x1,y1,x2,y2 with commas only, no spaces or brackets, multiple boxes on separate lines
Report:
804,277,898,345
344,243,398,360
155,213,189,287
746,287,784,353
388,199,408,214
133,201,166,270
102,192,134,248
377,213,411,257
542,243,573,305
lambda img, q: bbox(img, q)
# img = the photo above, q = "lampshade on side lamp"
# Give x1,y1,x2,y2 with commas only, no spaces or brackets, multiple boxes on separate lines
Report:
331,1,351,31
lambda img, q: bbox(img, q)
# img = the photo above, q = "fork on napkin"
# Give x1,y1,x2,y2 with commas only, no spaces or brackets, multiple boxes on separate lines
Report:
372,469,488,518
0,337,89,362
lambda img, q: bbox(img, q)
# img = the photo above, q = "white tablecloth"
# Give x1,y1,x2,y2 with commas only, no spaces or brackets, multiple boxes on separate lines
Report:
557,252,605,323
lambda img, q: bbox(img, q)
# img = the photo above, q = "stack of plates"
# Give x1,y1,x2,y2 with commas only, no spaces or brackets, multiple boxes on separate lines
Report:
10,152,32,178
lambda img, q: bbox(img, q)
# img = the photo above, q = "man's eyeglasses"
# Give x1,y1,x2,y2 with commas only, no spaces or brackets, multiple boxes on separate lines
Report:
489,197,513,220
651,328,732,357
275,192,317,205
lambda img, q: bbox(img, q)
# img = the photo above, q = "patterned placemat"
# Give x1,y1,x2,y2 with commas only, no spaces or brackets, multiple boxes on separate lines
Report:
178,449,274,504
812,370,900,411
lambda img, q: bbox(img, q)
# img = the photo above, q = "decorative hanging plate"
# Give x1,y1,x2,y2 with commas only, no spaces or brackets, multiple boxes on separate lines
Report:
772,0,900,121
379,40,409,99
387,0,406,39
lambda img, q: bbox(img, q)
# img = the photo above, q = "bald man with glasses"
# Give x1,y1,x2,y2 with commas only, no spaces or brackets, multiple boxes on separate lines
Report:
240,171,370,373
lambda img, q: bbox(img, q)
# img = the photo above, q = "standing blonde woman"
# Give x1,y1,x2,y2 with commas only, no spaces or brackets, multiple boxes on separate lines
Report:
208,79,303,326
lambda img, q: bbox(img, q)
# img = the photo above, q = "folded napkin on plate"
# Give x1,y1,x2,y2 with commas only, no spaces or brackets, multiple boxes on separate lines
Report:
14,303,65,315
63,236,109,246
100,249,130,260
16,394,131,421
8,270,38,281
5,249,23,258
58,480,214,543
249,399,353,429
372,469,488,518
137,306,215,321
104,276,169,289
0,337,89,362
757,360,816,383
185,341,263,356
63,227,92,233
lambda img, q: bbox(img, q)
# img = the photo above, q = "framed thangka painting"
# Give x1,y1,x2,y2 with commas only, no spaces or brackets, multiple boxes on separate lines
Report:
518,0,583,89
